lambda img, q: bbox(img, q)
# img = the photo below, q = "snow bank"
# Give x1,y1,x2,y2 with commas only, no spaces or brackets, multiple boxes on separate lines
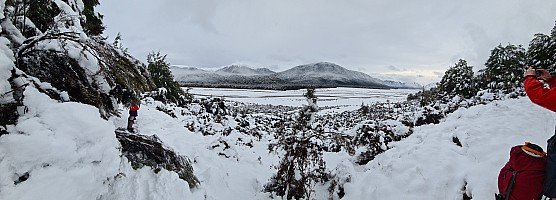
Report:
343,98,556,199
0,87,193,200
101,160,192,200
0,87,120,200
0,36,13,102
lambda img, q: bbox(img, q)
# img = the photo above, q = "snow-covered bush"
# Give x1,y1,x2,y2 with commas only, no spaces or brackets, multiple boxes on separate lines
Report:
146,52,192,106
265,89,327,200
477,43,527,95
527,22,556,71
437,59,476,100
352,120,412,165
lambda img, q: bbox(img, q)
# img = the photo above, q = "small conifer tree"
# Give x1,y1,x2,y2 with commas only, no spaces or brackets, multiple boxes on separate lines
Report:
147,52,192,105
437,59,475,99
265,88,327,200
359,102,370,116
527,33,554,71
478,44,526,94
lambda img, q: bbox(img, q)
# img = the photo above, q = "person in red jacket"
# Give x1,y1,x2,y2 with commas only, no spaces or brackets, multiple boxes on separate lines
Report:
524,67,556,199
524,67,556,111
127,102,140,132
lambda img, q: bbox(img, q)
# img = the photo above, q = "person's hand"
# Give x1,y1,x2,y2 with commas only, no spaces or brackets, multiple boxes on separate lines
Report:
524,67,537,77
538,69,553,82
524,67,553,82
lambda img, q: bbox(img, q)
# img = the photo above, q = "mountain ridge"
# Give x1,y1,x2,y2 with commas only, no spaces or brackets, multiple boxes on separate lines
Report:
216,65,276,76
171,62,421,90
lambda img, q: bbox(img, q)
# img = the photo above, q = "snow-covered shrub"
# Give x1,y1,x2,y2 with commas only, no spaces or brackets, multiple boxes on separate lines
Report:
265,89,327,200
352,120,412,165
327,160,353,199
147,52,192,106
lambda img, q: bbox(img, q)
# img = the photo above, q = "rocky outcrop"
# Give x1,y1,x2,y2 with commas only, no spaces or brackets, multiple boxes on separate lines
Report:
115,129,199,188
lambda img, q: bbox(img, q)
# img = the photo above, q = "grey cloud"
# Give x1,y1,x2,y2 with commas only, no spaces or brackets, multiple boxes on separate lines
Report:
98,0,556,83
387,66,403,72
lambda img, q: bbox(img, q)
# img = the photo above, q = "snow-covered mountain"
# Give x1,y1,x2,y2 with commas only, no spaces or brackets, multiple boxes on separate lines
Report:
170,66,222,83
215,65,276,76
275,62,416,88
171,62,421,89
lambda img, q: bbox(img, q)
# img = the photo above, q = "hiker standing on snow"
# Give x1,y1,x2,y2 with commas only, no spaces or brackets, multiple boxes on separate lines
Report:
524,67,556,198
127,100,140,133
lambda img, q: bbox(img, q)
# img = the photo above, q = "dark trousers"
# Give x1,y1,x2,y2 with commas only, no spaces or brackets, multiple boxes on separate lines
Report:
545,132,556,197
127,116,135,131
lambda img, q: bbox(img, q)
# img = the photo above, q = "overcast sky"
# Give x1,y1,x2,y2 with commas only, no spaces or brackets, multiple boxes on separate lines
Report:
97,0,556,84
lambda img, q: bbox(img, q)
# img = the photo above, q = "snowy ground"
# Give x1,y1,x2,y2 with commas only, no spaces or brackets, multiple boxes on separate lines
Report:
2,85,555,199
344,98,556,199
114,94,556,199
189,87,418,113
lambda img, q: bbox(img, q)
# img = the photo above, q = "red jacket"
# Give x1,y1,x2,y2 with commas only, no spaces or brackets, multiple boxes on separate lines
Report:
524,76,556,112
130,104,140,112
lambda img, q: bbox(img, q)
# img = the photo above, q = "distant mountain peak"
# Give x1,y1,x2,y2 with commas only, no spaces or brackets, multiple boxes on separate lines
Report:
218,65,251,72
254,68,275,75
216,65,275,76
297,62,342,68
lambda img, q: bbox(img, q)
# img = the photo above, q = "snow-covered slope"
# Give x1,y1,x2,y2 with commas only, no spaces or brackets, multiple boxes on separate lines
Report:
125,95,554,200
0,87,192,200
344,97,555,199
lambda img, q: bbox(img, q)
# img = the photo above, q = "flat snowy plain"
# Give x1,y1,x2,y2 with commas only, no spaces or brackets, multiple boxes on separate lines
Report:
189,87,418,112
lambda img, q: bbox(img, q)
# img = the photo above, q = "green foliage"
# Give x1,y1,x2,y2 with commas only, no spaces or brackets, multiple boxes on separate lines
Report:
0,103,19,129
359,102,369,116
24,0,60,35
80,0,105,35
147,52,192,106
526,22,556,73
6,0,104,36
265,89,327,200
303,87,316,99
527,33,554,71
111,32,128,52
478,44,527,94
409,88,438,107
552,22,556,39
437,59,475,99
